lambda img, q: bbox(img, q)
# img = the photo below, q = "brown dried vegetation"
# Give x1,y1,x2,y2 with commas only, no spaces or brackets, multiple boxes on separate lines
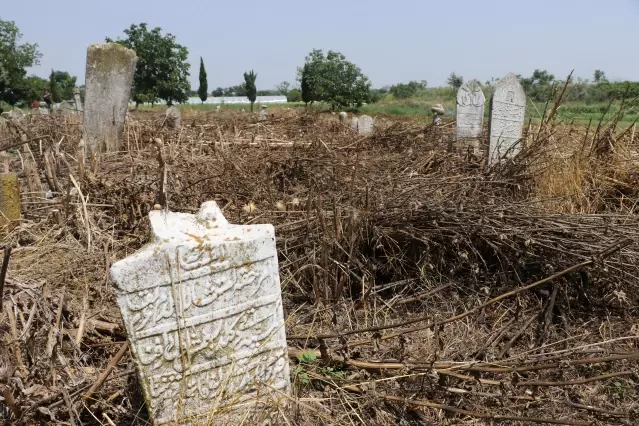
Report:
0,101,638,425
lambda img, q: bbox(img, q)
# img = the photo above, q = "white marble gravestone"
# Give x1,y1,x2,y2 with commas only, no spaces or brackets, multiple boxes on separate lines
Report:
488,73,526,165
83,43,137,156
357,115,374,135
456,82,485,140
110,201,290,425
338,112,348,125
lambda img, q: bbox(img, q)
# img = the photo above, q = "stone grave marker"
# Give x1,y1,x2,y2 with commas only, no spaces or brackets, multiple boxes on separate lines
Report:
73,88,83,113
456,82,485,139
7,108,26,122
165,106,181,130
57,101,76,116
431,104,445,125
488,73,526,165
357,115,374,135
110,201,291,425
83,43,137,156
338,112,348,126
258,105,268,121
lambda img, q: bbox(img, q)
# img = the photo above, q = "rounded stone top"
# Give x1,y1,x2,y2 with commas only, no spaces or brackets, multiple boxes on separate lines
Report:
431,104,445,114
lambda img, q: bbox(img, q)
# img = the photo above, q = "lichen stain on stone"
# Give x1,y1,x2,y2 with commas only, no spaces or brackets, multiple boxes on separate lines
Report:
0,173,20,226
87,43,137,75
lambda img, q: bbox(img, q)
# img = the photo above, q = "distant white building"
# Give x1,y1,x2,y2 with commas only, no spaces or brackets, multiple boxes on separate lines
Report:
187,96,287,104
129,95,288,107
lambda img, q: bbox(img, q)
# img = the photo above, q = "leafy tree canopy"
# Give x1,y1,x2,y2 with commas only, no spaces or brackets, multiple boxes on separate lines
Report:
447,72,464,89
389,80,427,99
275,81,290,96
0,18,42,105
49,70,77,102
297,49,371,110
107,23,191,106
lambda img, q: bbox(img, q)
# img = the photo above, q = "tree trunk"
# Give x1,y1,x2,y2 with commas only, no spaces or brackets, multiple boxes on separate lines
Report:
250,102,254,112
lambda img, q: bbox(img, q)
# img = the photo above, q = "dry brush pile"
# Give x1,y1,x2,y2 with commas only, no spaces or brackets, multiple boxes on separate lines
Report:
0,103,638,425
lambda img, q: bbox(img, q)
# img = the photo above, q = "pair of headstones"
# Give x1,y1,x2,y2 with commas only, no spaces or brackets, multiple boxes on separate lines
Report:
455,73,526,165
82,43,291,424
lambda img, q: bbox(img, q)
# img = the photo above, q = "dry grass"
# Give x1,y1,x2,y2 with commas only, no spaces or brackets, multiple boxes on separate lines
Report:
0,104,638,425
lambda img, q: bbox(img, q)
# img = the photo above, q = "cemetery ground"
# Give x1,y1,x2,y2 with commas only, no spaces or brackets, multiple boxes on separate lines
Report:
156,89,639,124
1,101,639,425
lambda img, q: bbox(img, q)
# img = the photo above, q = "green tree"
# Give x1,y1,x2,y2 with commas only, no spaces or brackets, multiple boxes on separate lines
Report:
286,88,302,102
594,69,607,83
389,81,426,99
300,63,315,106
49,69,60,102
519,69,556,102
243,70,257,111
0,19,42,106
212,87,224,97
447,72,464,89
20,75,48,104
275,81,290,96
107,23,191,106
49,70,77,102
297,49,371,110
198,57,208,104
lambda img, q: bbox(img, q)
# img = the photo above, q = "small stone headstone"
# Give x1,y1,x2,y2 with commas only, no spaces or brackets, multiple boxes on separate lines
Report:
338,112,348,125
350,117,358,131
57,101,76,116
7,108,26,121
110,201,291,424
258,105,268,122
216,105,221,112
357,115,374,135
73,88,83,113
456,82,485,139
165,105,181,130
83,43,137,156
431,104,445,125
488,73,526,165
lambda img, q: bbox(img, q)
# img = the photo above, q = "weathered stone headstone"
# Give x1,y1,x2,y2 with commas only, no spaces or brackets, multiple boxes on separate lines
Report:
110,201,290,425
73,88,83,113
488,73,526,165
165,106,181,130
258,105,268,122
338,111,348,126
431,104,445,125
7,108,26,122
83,43,137,156
57,101,76,116
357,115,374,135
456,82,485,139
350,117,358,131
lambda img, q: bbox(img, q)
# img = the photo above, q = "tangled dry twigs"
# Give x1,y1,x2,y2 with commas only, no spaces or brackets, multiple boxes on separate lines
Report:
0,106,638,425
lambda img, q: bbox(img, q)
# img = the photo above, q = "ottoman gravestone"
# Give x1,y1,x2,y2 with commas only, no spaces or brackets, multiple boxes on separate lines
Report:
110,201,291,424
488,73,526,165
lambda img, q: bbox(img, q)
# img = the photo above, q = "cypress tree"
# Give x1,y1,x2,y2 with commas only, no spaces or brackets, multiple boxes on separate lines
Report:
198,57,208,104
243,70,257,111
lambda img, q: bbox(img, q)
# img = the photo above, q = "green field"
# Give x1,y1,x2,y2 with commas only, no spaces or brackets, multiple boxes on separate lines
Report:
165,86,639,126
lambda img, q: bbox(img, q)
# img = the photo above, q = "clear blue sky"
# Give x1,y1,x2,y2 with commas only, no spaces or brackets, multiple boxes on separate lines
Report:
3,0,639,90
